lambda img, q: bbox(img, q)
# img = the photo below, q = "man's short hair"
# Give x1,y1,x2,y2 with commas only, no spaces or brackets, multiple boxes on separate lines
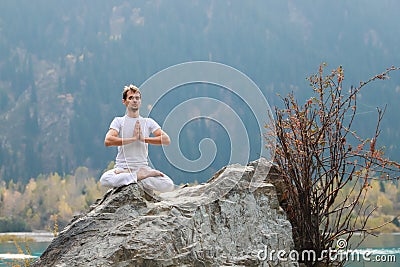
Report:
122,84,141,100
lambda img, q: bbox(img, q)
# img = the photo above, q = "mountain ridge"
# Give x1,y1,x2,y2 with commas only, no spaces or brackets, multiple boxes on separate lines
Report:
1,0,399,183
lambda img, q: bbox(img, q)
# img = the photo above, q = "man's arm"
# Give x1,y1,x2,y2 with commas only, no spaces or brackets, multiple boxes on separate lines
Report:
105,120,143,147
104,128,138,147
144,128,170,145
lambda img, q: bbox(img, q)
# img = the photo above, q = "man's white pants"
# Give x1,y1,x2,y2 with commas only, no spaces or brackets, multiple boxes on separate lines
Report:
100,166,175,193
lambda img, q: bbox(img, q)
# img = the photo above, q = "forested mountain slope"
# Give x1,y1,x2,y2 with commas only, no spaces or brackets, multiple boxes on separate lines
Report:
0,0,399,184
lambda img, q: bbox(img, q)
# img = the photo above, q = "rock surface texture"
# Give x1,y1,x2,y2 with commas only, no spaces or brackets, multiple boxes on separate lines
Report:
33,158,294,266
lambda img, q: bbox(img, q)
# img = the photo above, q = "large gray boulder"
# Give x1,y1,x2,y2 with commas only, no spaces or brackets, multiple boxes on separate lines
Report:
33,158,294,266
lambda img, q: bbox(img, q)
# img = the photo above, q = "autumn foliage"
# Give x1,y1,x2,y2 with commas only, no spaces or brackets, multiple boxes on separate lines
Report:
0,167,106,232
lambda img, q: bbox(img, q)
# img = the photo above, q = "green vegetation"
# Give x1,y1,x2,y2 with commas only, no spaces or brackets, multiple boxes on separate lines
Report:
0,166,106,232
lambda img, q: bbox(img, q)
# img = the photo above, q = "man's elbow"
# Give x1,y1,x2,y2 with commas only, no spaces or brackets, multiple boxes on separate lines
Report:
104,139,112,147
163,136,171,146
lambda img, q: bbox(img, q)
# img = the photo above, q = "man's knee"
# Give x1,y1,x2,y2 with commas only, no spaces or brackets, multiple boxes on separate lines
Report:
100,169,137,188
156,176,175,193
100,170,115,187
141,175,175,193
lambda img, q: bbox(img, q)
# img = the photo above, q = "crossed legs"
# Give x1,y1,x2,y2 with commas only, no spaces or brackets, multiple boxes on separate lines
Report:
100,166,175,193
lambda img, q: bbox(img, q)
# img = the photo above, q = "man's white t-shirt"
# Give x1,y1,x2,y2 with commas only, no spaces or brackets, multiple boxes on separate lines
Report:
109,115,160,169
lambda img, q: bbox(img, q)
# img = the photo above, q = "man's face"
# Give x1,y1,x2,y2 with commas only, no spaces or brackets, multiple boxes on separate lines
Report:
123,91,141,111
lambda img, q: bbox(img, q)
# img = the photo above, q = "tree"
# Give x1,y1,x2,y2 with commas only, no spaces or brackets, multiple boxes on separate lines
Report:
267,64,400,266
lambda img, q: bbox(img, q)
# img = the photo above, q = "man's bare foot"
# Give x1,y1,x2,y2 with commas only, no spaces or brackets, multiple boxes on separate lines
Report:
137,167,164,180
114,169,129,174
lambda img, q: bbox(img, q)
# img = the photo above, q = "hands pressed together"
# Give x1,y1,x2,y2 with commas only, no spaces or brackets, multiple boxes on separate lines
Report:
132,120,145,142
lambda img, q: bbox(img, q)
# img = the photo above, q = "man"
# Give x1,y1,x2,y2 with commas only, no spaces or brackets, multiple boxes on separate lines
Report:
100,84,175,193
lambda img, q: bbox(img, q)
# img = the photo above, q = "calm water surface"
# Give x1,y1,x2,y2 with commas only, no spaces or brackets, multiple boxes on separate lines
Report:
346,233,399,267
0,241,50,266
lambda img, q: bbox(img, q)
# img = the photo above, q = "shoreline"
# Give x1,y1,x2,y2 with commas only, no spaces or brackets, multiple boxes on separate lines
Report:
0,232,54,243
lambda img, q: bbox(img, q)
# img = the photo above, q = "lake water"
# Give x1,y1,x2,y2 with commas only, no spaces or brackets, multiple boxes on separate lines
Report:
0,241,49,266
0,232,52,266
0,233,398,266
345,233,399,267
